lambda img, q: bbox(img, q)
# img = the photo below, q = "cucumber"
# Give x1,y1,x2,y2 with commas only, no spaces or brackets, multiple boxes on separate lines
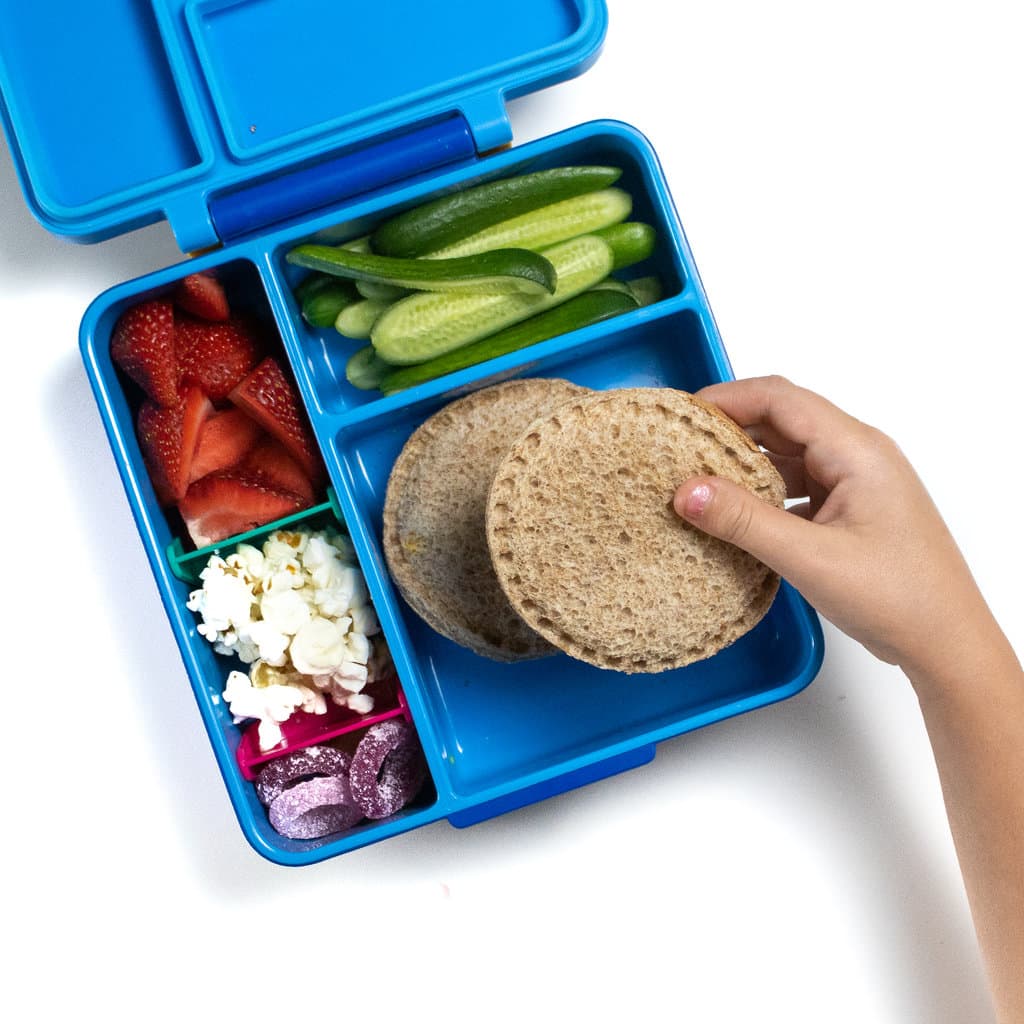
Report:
370,165,622,258
285,243,557,295
371,234,615,366
345,346,391,390
588,278,635,298
356,280,408,301
295,274,359,327
379,290,639,395
342,235,372,253
592,222,657,270
335,298,391,340
626,275,663,306
425,188,632,259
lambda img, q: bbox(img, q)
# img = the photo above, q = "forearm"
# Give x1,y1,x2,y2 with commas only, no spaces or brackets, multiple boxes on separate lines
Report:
907,621,1024,1024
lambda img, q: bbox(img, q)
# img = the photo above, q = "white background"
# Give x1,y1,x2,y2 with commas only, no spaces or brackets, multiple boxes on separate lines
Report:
2,2,1020,1021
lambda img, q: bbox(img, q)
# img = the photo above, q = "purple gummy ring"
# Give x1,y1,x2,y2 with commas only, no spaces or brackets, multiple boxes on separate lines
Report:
267,775,364,840
255,745,352,807
349,720,428,820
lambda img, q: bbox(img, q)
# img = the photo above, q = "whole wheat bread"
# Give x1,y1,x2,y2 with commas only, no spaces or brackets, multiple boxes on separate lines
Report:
383,377,588,661
486,387,785,673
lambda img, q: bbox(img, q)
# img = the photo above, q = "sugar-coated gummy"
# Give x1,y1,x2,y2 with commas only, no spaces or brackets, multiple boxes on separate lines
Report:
255,745,352,807
267,775,363,840
349,720,428,819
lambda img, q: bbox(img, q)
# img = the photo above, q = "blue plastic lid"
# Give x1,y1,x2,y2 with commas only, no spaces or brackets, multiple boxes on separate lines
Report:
0,0,607,252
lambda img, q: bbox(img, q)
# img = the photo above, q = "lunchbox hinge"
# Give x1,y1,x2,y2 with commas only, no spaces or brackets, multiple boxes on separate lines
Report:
208,114,479,243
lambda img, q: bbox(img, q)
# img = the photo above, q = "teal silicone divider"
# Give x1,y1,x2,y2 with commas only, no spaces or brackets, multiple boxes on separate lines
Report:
167,487,346,584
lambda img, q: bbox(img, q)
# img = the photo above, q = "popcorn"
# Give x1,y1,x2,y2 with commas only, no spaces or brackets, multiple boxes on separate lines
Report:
290,616,349,676
223,670,324,752
260,588,313,635
188,528,387,750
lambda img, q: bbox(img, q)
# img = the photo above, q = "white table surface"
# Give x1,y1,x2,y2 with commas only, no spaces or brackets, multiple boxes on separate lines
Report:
2,3,1020,1021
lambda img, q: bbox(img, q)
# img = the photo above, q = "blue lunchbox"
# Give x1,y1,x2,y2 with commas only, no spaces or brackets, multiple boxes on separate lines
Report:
0,0,823,865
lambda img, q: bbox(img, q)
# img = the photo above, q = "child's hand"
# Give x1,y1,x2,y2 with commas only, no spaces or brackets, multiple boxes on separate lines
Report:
676,376,1024,1022
674,375,989,679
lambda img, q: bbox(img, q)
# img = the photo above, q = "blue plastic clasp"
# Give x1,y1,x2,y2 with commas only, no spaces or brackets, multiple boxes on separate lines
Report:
209,114,478,243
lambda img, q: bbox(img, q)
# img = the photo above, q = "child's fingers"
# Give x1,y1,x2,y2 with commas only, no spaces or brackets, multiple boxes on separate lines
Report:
744,421,806,458
697,375,860,452
765,452,810,498
766,452,832,511
674,475,834,584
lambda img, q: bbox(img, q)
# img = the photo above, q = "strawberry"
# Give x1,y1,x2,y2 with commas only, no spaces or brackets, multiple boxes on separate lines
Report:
111,299,179,407
137,387,213,503
228,357,324,484
188,408,265,483
240,435,316,503
177,316,262,401
178,470,311,548
175,272,230,322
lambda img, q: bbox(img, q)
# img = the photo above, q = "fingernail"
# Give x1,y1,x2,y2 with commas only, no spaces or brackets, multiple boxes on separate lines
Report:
679,482,713,520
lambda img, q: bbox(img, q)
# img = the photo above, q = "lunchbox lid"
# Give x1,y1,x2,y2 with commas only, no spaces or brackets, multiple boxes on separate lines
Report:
0,0,607,253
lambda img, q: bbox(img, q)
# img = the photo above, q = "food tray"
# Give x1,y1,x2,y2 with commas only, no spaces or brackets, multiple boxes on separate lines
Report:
1,0,823,865
77,120,822,864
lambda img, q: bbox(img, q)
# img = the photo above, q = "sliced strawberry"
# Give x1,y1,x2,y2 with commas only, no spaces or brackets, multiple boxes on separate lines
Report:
228,357,324,484
178,470,311,548
175,272,230,322
177,316,262,401
240,435,316,503
111,299,179,406
189,408,265,483
137,387,213,503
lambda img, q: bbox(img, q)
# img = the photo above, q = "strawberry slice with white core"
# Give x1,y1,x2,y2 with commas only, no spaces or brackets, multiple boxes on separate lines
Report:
240,435,316,503
175,272,230,322
188,408,265,483
177,316,262,401
228,357,324,483
111,299,179,407
178,470,311,548
137,387,213,503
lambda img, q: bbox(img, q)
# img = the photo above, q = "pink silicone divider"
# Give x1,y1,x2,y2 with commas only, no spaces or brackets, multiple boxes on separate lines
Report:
236,676,410,780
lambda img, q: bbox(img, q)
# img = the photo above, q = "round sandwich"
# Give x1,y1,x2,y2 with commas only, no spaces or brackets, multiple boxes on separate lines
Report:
485,387,786,673
383,377,588,661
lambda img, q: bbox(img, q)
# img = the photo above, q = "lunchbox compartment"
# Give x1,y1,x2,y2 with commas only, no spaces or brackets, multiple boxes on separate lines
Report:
169,495,441,861
76,112,822,865
96,256,331,549
333,305,820,798
275,122,688,415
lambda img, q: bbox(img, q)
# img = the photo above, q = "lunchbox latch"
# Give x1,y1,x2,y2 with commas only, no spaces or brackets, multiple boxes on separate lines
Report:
208,114,480,244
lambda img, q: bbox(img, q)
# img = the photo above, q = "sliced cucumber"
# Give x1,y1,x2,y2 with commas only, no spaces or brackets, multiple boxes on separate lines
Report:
379,290,638,395
371,234,614,366
592,222,657,270
425,188,632,259
370,165,622,258
335,298,391,340
342,235,372,253
285,243,557,295
345,346,391,390
588,278,635,298
626,275,664,306
295,274,360,327
356,279,408,301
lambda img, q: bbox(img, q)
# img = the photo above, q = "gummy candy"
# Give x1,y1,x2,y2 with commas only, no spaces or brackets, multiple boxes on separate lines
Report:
267,775,363,840
349,720,428,820
255,745,351,806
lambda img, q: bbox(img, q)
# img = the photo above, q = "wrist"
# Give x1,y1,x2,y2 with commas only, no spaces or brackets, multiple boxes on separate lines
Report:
900,604,1021,708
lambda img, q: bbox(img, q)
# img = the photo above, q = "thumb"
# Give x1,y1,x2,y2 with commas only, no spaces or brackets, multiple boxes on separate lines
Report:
673,476,819,581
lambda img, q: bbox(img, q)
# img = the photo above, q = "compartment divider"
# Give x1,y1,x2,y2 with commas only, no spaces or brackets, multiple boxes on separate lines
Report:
324,438,460,808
